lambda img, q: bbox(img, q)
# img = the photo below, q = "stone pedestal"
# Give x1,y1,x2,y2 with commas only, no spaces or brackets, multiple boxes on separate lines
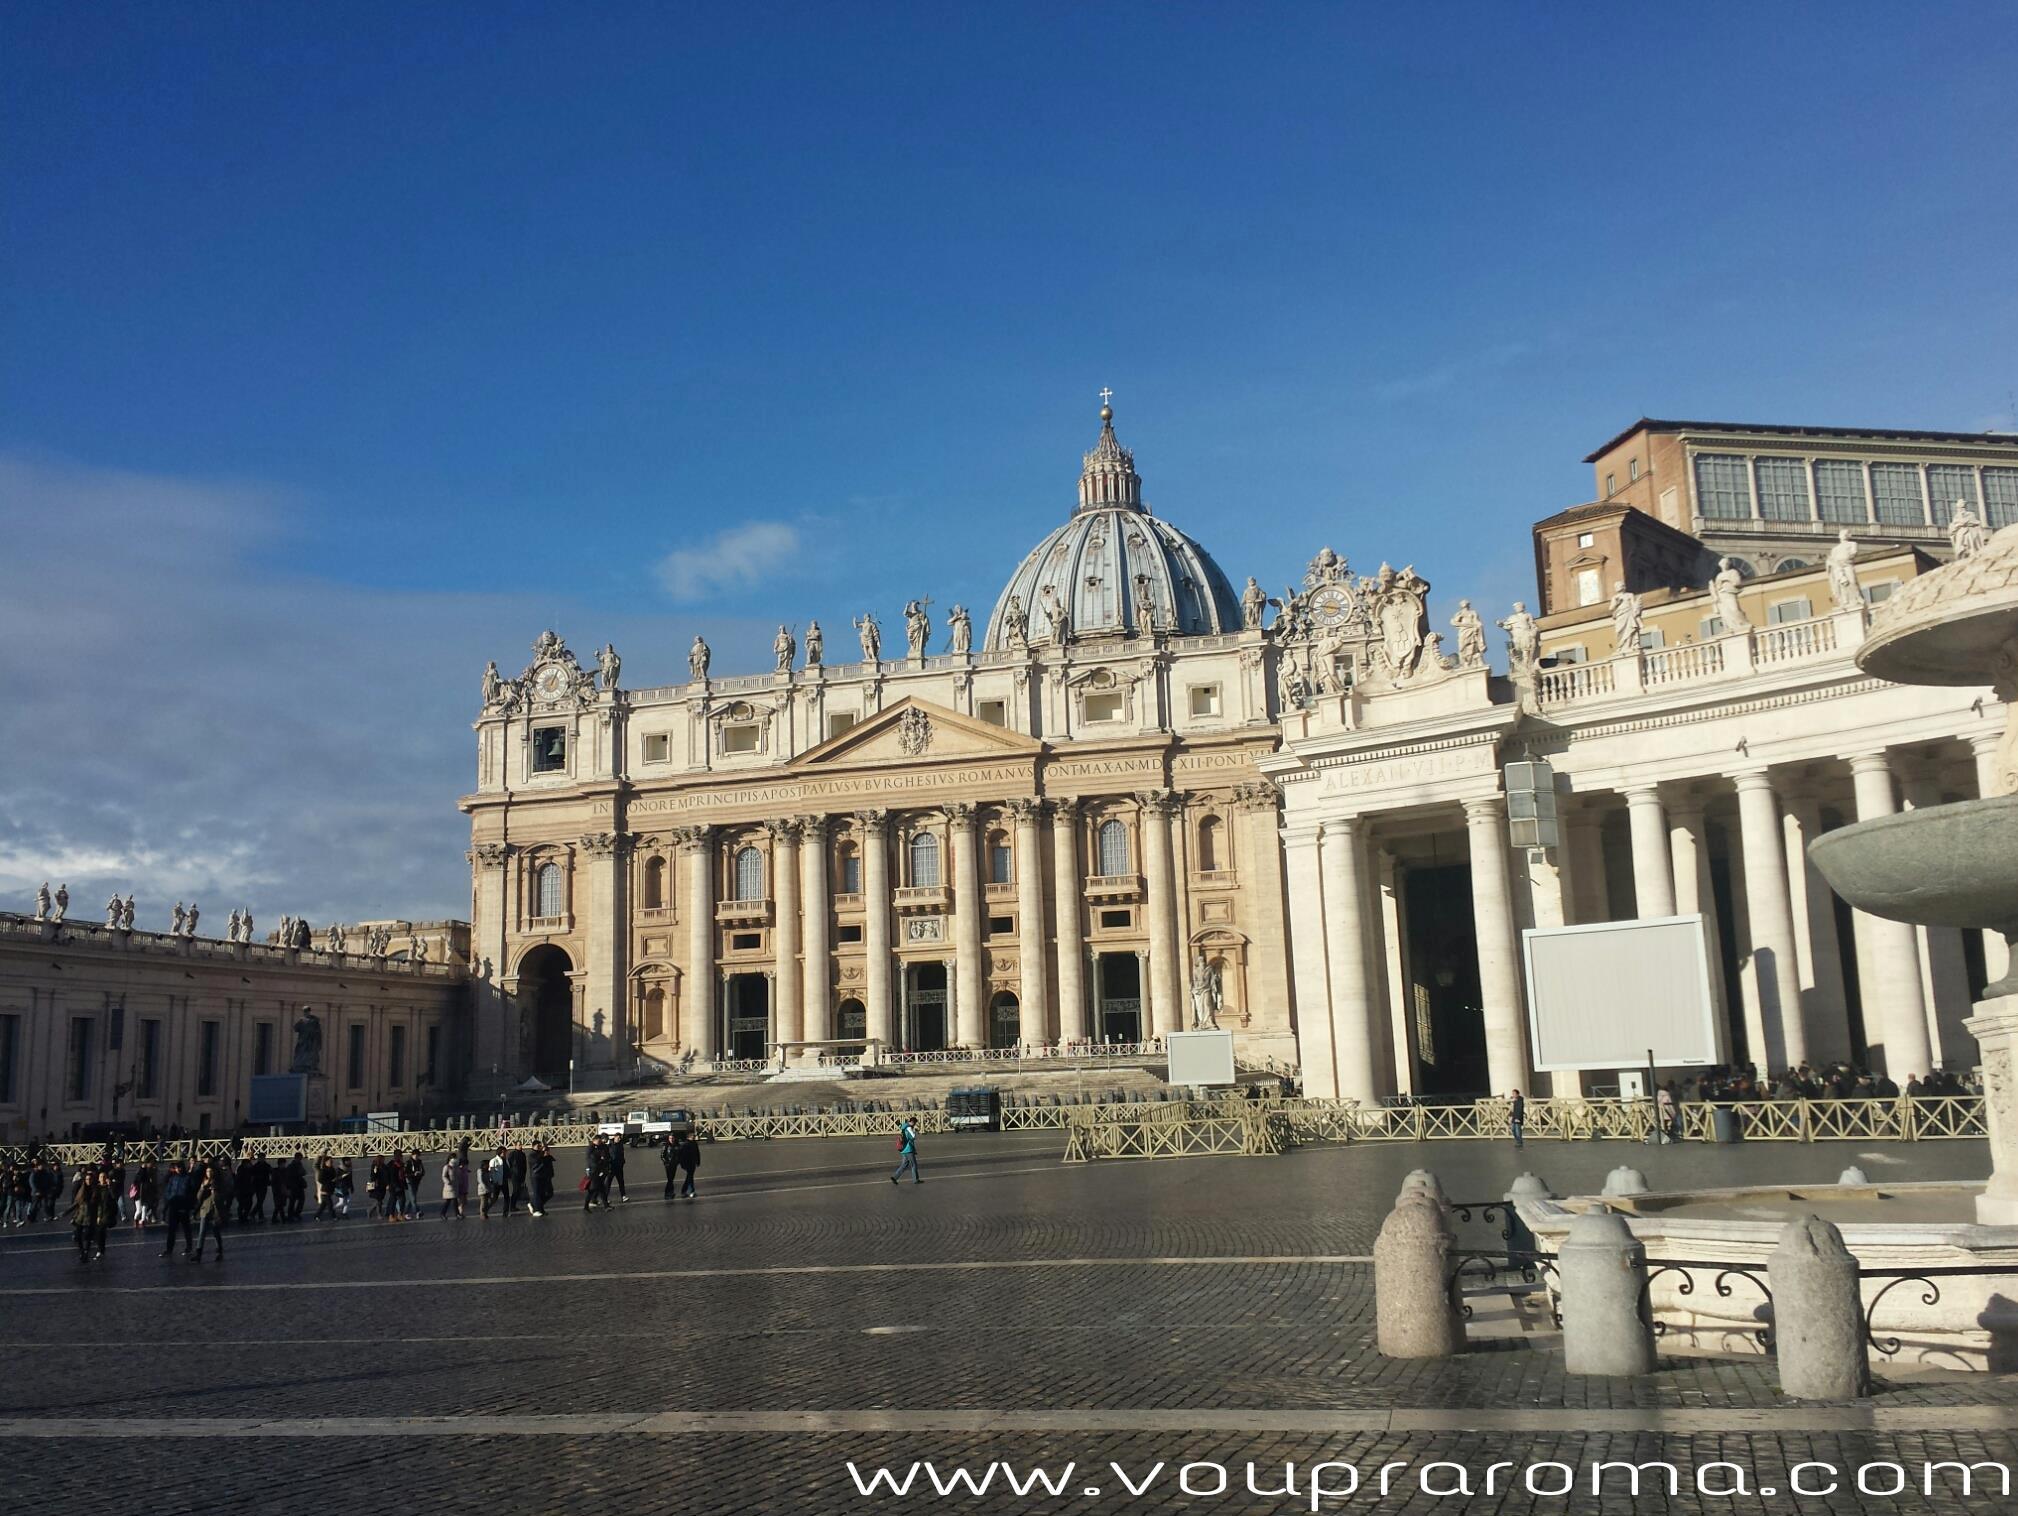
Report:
1769,1215,1870,1400
1965,992,2018,1225
1558,1211,1655,1376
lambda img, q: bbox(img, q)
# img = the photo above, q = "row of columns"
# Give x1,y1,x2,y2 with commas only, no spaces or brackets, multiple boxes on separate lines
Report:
668,795,1192,1059
1295,736,1999,1102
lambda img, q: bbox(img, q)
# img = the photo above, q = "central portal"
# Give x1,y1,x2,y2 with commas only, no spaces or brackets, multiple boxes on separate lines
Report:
1096,952,1142,1043
905,960,949,1052
723,973,771,1061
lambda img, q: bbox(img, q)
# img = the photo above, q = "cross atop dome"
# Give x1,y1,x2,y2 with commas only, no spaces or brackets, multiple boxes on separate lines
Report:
1078,390,1142,513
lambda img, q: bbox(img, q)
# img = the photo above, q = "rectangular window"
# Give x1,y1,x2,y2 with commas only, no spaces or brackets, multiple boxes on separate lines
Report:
987,915,1014,937
347,1023,366,1091
1814,460,1867,525
1548,644,1586,665
1575,568,1603,606
1083,691,1124,723
1754,457,1811,522
531,726,567,773
1927,464,1980,520
642,733,671,763
1699,616,1726,640
1629,457,1641,481
1693,454,1753,519
1863,580,1898,605
722,724,759,754
988,840,1012,884
65,1017,94,1102
1767,597,1813,625
253,1021,274,1078
1604,473,1615,496
1984,468,2018,529
1870,462,1925,526
197,1020,219,1099
137,1018,161,1100
1576,531,1594,548
840,854,862,894
1187,684,1221,718
836,923,863,944
976,700,1007,727
1098,909,1132,929
730,932,761,950
425,1025,440,1086
1637,629,1665,651
388,1024,406,1090
0,1013,20,1103
825,712,857,740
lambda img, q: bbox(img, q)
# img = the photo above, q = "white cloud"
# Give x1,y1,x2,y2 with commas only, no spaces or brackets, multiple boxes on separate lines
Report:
656,520,802,602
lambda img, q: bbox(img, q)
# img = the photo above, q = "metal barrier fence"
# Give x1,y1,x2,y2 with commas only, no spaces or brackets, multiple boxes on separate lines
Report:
3,1094,1985,1170
1062,1106,1282,1162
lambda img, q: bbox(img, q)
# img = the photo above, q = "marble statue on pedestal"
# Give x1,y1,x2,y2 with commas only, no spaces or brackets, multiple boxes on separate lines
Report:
773,625,795,673
804,620,823,667
171,902,186,935
689,636,711,682
948,605,972,655
119,896,134,930
1498,603,1540,672
1826,529,1862,611
290,1006,323,1073
597,643,621,691
1950,500,1990,561
1609,583,1644,651
1711,557,1752,632
33,883,49,921
105,894,121,928
853,612,881,663
1451,600,1487,669
50,884,66,923
1241,576,1268,631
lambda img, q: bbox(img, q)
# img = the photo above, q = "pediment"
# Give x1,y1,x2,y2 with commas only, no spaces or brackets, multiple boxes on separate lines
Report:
792,696,1042,769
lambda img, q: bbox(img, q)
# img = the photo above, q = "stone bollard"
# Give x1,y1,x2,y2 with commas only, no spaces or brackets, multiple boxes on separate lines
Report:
1769,1215,1870,1400
1375,1190,1463,1358
1399,1168,1450,1211
1558,1211,1656,1375
1838,1165,1869,1186
1601,1165,1649,1198
1503,1172,1553,1260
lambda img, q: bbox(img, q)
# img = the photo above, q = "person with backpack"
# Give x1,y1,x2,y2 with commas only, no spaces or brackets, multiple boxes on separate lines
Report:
890,1119,921,1185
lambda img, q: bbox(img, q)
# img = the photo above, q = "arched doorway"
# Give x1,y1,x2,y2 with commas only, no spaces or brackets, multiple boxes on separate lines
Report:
836,997,867,1042
905,961,948,1051
517,944,575,1078
988,990,1020,1049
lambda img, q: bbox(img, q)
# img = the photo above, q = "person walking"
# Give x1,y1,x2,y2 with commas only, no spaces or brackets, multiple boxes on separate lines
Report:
659,1135,679,1200
68,1170,111,1263
505,1144,529,1217
193,1162,226,1262
676,1134,700,1201
314,1157,337,1220
1508,1089,1527,1149
158,1160,196,1258
134,1160,159,1228
438,1153,467,1219
607,1135,628,1203
1656,1083,1679,1145
582,1138,609,1212
530,1143,555,1217
890,1119,922,1185
480,1150,505,1218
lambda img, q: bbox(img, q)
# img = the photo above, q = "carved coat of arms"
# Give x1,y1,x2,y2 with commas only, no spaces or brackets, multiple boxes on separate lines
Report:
896,707,932,757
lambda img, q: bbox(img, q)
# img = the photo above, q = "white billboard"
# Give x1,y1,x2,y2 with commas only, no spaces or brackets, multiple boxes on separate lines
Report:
1166,1029,1237,1087
1521,915,1722,1073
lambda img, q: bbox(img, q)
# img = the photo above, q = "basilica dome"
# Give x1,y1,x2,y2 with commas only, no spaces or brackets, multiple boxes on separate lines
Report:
982,404,1244,651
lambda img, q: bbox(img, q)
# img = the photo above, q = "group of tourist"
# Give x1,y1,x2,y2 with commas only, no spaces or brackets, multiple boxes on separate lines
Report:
1685,1063,1980,1104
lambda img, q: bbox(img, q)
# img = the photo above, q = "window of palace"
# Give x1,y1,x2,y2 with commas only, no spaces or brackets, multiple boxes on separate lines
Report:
722,723,760,754
1099,908,1132,929
1864,580,1898,604
836,842,861,894
1927,465,1980,518
642,856,666,909
733,846,764,901
987,914,1013,937
1604,472,1615,496
1096,819,1129,876
1630,457,1641,481
837,923,863,944
1638,628,1665,651
987,832,1012,884
389,1025,406,1090
1693,453,1753,518
977,699,1008,726
1197,815,1224,872
66,1016,93,1101
531,725,567,773
1754,457,1811,521
1870,462,1925,526
643,733,671,763
535,862,565,919
1577,531,1594,547
1549,644,1586,665
196,1020,219,1099
1084,691,1124,723
909,831,941,887
1187,683,1221,718
1986,468,2018,528
825,712,857,740
1768,596,1813,625
1699,615,1725,640
1814,459,1867,524
346,1023,365,1090
730,932,761,950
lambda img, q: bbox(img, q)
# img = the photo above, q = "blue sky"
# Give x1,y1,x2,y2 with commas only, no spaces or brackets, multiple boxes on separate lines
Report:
4,4,2015,926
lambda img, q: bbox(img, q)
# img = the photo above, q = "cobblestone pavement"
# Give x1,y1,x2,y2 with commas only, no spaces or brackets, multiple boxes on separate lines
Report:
2,1134,2013,1513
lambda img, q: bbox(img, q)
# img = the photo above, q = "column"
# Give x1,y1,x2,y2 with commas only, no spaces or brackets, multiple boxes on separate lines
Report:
1847,754,1933,1077
798,817,831,1043
1781,793,1852,1065
1011,798,1051,1045
1623,785,1676,917
677,827,715,1058
1969,733,2013,988
1463,797,1529,1095
1667,800,1731,1052
1050,800,1087,1043
469,844,512,1079
1140,790,1183,1038
1282,823,1337,1098
858,811,893,1050
577,833,627,1069
1733,770,1809,1070
1903,768,1974,1068
1378,849,1416,1097
1512,818,1582,1098
1319,817,1378,1103
1563,807,1609,923
948,803,986,1047
770,819,802,1047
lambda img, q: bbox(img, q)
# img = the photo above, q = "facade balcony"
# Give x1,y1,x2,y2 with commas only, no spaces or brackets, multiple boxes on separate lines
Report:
1083,872,1145,903
714,897,772,927
893,884,950,913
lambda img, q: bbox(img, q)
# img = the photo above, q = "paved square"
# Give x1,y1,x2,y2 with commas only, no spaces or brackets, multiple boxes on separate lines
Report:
3,1133,2015,1512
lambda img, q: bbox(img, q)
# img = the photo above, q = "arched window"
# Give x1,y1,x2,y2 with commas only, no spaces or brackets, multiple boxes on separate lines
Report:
835,840,861,895
642,856,666,910
987,830,1012,885
643,986,666,1042
1096,819,1129,877
1197,816,1223,873
733,845,764,902
909,830,941,887
535,862,565,918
